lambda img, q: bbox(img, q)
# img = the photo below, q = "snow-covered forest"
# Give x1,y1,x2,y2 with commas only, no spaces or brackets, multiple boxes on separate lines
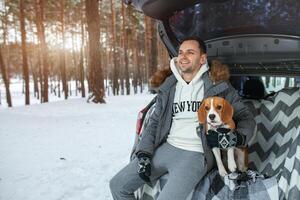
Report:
0,0,169,108
0,0,163,199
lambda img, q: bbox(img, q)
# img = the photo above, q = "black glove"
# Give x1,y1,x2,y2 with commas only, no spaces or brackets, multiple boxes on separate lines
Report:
206,128,245,149
137,152,151,182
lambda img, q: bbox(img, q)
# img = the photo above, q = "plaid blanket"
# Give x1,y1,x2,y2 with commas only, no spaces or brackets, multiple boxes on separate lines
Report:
192,170,278,200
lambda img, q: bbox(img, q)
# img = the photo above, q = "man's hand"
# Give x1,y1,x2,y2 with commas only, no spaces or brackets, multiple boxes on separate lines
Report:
206,128,245,149
137,152,152,182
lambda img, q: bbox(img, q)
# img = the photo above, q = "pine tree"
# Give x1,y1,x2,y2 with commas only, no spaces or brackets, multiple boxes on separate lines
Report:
20,0,30,105
85,0,105,103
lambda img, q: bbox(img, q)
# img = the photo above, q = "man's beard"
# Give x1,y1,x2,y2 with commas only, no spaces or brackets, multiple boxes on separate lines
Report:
180,66,193,73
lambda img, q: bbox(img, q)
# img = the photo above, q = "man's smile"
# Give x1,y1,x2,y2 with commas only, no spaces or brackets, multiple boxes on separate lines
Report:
179,60,190,65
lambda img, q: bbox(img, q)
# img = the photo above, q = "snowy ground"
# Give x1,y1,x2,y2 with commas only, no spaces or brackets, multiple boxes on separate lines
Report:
0,94,154,200
0,79,88,109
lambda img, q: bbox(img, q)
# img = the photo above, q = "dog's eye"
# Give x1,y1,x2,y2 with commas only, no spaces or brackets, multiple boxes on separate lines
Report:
216,105,222,110
205,106,210,111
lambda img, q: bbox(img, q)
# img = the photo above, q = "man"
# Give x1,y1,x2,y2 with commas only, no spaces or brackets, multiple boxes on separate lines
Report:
110,36,255,200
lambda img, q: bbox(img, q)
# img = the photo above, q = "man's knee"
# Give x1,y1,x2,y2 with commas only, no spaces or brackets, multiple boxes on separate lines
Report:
109,174,122,194
109,160,143,198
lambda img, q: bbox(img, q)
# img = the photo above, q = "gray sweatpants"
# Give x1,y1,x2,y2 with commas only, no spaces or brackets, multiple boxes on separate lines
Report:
109,142,208,200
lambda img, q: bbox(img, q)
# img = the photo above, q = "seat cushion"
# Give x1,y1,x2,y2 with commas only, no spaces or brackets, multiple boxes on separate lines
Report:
246,87,300,200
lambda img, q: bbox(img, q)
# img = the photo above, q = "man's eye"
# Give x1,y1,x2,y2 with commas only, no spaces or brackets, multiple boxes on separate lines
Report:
205,106,210,111
216,105,222,110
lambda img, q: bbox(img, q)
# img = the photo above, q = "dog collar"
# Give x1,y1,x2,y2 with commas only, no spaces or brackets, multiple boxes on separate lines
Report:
207,122,225,130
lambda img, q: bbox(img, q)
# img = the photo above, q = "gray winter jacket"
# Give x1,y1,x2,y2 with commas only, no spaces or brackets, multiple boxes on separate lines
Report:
136,71,255,169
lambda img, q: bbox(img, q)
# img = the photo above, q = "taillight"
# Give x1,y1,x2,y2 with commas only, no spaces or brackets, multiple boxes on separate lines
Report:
136,107,148,135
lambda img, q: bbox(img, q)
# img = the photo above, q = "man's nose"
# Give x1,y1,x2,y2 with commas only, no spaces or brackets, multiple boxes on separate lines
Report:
209,114,215,120
180,52,188,59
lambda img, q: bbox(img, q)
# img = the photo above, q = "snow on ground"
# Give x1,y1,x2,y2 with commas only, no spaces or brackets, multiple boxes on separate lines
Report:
0,79,88,109
0,94,154,200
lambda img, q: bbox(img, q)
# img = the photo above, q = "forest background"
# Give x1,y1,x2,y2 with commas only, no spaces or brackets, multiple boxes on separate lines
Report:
0,0,170,107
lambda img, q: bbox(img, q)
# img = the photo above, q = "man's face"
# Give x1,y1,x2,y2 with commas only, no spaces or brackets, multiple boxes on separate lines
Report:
177,40,207,78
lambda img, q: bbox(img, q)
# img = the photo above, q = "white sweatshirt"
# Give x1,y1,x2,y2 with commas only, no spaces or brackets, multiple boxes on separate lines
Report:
167,57,209,152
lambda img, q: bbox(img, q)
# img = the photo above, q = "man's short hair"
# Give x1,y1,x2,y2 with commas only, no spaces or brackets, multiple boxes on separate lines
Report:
180,36,207,54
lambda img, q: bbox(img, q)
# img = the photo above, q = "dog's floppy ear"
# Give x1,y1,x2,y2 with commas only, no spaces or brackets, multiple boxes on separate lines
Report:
222,99,234,123
198,100,207,124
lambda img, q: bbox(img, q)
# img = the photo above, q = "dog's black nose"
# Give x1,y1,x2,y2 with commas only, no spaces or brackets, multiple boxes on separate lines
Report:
209,114,215,120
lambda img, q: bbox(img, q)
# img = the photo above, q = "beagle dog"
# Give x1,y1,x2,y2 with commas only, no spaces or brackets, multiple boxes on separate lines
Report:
198,96,248,177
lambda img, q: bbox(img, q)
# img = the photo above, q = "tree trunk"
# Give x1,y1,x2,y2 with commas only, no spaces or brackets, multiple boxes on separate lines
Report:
79,0,86,98
128,7,143,94
69,82,72,96
144,16,150,82
37,52,43,103
57,75,61,98
32,67,39,99
71,32,78,96
158,37,170,68
60,0,68,99
0,1,12,107
148,17,158,80
29,21,39,99
0,47,12,107
85,0,105,103
121,2,130,95
110,0,119,95
104,38,110,95
133,35,139,94
20,0,30,105
130,7,140,94
35,0,49,103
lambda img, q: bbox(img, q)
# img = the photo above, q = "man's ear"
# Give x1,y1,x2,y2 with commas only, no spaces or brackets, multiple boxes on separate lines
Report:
198,101,207,124
222,99,234,123
200,54,207,65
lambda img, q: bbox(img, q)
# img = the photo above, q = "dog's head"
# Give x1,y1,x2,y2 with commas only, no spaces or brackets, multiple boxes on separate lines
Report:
198,97,234,128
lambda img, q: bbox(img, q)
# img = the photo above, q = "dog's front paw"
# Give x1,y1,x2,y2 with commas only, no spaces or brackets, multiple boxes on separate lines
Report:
218,167,228,177
228,161,237,173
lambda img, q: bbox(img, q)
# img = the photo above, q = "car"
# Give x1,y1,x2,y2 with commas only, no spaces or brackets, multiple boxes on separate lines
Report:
126,0,300,199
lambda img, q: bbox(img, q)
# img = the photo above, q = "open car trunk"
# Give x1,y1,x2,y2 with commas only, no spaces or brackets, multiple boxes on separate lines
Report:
125,0,300,199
